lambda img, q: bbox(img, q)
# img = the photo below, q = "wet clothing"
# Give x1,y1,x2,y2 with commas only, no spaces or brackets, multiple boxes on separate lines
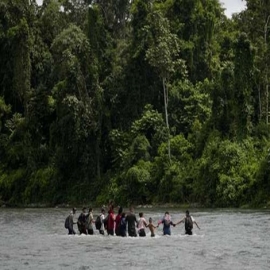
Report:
99,213,105,235
68,228,76,235
125,212,137,237
120,217,127,237
115,214,122,236
138,229,146,237
147,223,156,237
67,213,76,235
86,212,94,235
107,211,115,236
185,215,195,235
162,217,174,235
77,212,87,234
137,217,147,237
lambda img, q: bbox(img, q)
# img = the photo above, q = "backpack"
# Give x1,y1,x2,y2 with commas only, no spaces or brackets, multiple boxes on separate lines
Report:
185,216,193,231
95,215,102,230
64,216,69,229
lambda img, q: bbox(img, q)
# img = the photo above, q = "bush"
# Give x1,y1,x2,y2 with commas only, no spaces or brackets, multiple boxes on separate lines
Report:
194,136,262,207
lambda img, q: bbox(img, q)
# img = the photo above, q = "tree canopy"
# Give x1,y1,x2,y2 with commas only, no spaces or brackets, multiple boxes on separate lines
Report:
0,0,270,208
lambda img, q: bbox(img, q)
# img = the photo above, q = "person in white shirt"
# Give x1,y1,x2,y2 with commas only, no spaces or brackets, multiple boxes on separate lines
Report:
137,212,148,237
176,210,200,235
86,208,94,235
99,208,105,235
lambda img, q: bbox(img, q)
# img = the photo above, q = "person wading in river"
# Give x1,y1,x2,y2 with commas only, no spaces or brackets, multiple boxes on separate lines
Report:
125,206,138,237
158,211,176,235
146,217,158,237
176,210,200,235
115,206,123,236
137,212,148,237
107,205,115,236
96,208,105,235
86,207,94,235
65,207,77,235
77,207,87,234
119,212,127,237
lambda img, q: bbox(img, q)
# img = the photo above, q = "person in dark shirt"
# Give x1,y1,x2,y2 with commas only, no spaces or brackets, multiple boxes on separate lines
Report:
77,207,87,234
115,206,123,236
176,210,200,235
67,207,77,235
125,207,138,237
120,212,127,237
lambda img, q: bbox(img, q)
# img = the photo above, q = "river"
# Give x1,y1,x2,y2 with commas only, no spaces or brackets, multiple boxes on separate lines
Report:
0,207,269,270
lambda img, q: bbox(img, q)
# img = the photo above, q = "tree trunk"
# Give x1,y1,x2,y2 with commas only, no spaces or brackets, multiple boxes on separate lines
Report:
264,16,270,125
162,77,171,161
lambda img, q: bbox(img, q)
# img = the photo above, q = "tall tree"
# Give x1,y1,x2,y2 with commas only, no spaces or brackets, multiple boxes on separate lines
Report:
164,0,223,82
145,10,186,160
50,24,97,200
233,33,255,138
237,0,270,124
0,0,32,113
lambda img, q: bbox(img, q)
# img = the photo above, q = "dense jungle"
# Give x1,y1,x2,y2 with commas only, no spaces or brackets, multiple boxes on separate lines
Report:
0,0,270,207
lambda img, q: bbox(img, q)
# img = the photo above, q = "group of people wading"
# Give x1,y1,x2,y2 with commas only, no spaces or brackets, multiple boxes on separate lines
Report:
65,203,200,237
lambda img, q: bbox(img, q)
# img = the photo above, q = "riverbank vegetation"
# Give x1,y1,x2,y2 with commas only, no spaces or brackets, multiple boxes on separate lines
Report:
0,0,270,207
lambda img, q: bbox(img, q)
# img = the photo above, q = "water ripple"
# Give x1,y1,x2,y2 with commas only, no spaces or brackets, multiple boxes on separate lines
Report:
0,208,269,270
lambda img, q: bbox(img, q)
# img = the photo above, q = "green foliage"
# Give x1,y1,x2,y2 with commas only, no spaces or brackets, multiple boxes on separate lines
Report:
0,97,11,132
23,167,56,204
131,105,168,153
253,146,270,205
164,0,223,82
233,33,255,138
51,24,91,86
0,167,27,204
39,0,65,45
108,129,130,170
211,61,235,135
127,135,151,166
170,79,212,135
194,136,261,207
0,0,269,207
124,160,152,204
144,10,186,79
153,134,194,202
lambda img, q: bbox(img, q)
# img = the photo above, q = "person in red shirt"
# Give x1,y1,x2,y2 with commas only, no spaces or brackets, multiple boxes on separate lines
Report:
115,206,123,236
107,205,115,236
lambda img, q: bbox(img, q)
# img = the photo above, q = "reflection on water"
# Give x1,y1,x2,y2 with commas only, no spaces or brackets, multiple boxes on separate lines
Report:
0,208,269,270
